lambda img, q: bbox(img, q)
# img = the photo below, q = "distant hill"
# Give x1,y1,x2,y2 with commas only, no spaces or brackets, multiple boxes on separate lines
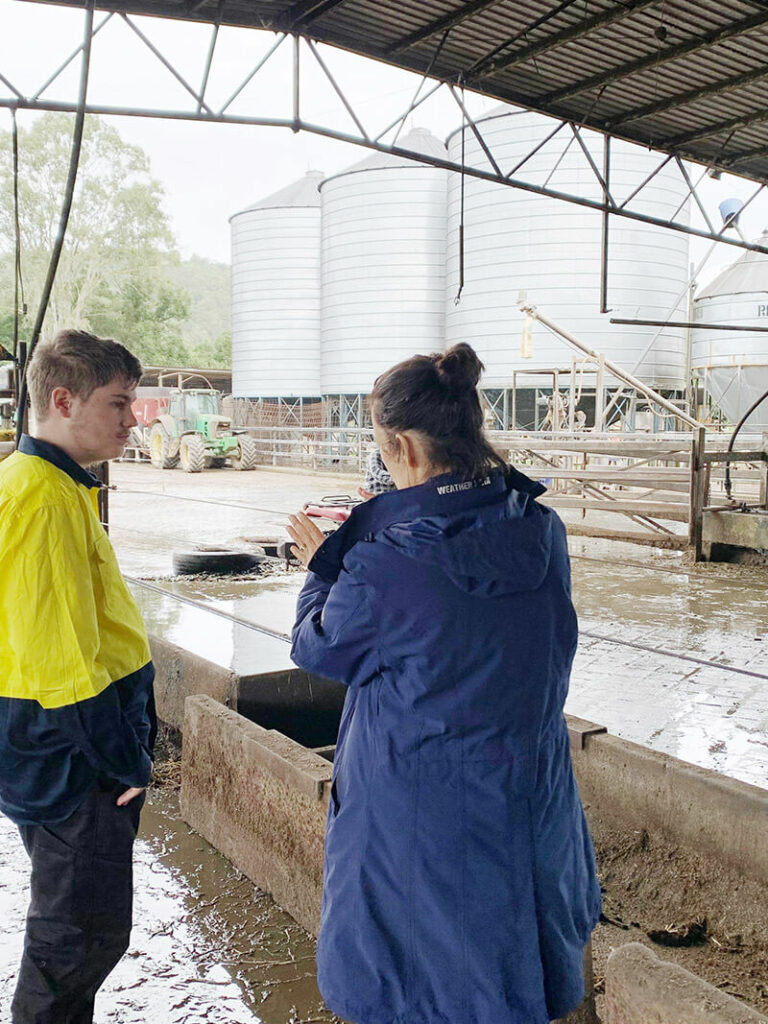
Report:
167,256,231,360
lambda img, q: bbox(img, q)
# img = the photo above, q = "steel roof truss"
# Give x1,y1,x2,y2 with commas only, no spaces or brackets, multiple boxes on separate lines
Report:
570,121,615,207
449,84,502,177
217,32,287,115
675,156,716,235
504,118,568,179
4,14,768,256
31,12,113,103
617,152,674,209
121,13,214,114
306,37,370,140
197,3,224,114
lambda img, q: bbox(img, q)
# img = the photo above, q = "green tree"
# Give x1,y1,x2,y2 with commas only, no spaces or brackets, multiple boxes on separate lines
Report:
0,113,190,365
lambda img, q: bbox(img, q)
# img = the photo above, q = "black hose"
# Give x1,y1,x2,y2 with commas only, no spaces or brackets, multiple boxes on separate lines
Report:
11,109,25,365
724,385,768,500
15,4,94,444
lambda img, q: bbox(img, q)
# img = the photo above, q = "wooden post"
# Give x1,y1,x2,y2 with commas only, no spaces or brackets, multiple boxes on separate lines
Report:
761,433,768,509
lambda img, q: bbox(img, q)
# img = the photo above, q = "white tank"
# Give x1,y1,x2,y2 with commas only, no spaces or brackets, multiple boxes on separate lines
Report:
230,170,323,397
693,231,768,430
445,108,690,390
320,128,447,395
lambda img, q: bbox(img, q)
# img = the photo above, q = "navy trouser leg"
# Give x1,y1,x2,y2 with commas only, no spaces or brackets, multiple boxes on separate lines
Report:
11,781,144,1024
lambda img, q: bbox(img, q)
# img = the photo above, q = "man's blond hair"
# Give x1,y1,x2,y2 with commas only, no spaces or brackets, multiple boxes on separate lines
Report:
27,330,142,420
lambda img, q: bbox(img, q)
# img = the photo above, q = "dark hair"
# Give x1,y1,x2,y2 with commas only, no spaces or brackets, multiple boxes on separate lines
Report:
371,343,507,479
27,329,142,419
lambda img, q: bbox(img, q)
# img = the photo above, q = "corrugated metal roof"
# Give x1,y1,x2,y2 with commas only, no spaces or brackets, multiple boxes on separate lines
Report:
697,229,768,297
28,0,768,185
230,169,324,219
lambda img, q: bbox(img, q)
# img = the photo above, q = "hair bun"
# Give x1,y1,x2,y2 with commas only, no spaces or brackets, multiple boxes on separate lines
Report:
434,343,484,394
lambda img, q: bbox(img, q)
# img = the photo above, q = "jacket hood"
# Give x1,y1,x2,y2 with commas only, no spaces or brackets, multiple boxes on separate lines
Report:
310,466,555,598
377,484,555,597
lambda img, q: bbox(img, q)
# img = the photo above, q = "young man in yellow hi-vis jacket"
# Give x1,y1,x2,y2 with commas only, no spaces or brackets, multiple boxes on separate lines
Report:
0,330,156,1024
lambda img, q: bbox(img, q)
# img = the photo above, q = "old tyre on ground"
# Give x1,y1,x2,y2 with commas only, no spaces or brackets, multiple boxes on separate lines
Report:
231,434,258,471
149,423,178,469
179,433,207,473
172,549,263,575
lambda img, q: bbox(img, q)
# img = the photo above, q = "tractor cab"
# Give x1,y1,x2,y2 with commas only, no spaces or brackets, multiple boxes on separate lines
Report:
168,389,228,439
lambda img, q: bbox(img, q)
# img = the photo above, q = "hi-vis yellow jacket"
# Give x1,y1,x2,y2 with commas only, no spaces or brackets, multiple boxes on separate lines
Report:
0,436,156,825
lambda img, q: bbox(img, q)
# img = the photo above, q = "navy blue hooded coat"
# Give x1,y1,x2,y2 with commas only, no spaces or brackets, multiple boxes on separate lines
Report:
291,467,601,1024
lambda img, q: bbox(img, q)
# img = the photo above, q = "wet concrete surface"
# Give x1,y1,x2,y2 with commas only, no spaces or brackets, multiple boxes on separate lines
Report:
108,462,353,577
109,463,767,789
0,788,339,1024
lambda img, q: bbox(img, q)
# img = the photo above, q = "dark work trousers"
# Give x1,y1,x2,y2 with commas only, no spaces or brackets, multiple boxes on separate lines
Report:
11,779,144,1024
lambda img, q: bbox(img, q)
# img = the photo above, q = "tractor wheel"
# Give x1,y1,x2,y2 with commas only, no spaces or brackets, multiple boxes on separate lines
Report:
205,456,227,469
231,434,258,471
179,434,207,473
149,423,178,469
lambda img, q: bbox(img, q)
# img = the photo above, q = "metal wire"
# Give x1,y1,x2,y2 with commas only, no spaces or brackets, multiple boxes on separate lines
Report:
110,486,294,517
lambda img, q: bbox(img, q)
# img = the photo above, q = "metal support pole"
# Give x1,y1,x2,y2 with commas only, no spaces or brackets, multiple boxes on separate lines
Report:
293,34,300,130
600,136,610,313
595,354,605,432
688,426,707,560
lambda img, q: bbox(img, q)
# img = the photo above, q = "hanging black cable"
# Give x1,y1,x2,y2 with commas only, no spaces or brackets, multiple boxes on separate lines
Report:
15,3,94,444
725,385,768,500
454,77,466,305
11,108,26,371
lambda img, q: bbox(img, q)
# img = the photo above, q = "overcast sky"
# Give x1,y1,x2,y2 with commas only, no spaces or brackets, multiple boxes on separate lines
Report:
2,0,767,287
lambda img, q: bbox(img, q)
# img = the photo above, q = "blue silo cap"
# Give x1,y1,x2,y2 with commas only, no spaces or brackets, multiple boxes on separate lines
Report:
719,198,742,226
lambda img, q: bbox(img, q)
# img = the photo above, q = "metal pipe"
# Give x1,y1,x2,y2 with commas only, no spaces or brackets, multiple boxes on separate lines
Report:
610,318,768,332
725,387,768,499
519,302,704,429
600,135,610,313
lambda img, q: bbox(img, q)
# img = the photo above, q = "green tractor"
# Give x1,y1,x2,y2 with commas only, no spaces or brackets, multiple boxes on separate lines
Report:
148,388,258,472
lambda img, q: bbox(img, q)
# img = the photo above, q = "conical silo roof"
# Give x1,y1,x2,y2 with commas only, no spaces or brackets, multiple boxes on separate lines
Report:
229,170,323,220
320,128,446,189
697,230,768,298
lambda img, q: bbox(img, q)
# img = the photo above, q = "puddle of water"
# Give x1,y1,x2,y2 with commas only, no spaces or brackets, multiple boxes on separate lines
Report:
0,789,340,1024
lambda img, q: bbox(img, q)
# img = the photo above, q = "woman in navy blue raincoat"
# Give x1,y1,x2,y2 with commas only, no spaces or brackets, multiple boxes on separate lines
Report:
288,344,601,1024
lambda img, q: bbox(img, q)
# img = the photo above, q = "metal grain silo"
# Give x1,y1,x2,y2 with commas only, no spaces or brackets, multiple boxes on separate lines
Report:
320,128,447,397
692,232,768,430
445,108,690,393
230,170,323,398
